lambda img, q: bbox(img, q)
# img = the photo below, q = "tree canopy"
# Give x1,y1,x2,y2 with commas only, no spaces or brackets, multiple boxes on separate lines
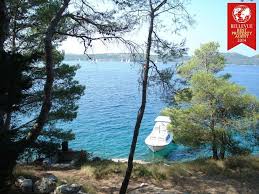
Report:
0,0,136,190
163,42,259,159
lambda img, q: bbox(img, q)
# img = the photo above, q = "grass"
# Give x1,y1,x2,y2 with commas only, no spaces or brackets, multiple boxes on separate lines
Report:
80,160,172,181
13,165,39,181
63,176,97,194
12,155,259,193
183,155,259,181
54,155,259,183
81,159,126,179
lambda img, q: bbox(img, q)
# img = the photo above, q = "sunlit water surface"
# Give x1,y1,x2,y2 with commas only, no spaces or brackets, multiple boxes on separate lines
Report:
61,62,259,161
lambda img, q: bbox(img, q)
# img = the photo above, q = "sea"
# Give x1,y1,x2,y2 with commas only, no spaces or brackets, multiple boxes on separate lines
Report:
62,61,259,162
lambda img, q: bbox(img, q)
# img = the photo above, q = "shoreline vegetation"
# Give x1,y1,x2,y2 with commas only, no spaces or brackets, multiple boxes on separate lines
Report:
12,155,259,194
1,0,259,192
64,52,259,66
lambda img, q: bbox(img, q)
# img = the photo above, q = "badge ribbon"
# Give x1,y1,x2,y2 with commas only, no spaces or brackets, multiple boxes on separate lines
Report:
227,3,256,50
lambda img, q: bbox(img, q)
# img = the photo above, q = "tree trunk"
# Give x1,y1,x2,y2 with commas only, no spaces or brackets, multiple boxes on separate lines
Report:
22,0,70,145
210,118,218,160
0,0,9,52
212,140,218,160
0,141,19,193
0,1,14,191
119,12,155,194
0,0,9,130
0,0,70,190
219,133,226,159
3,111,11,130
219,145,225,159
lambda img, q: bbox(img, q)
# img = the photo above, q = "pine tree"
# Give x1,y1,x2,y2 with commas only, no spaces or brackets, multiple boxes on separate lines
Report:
0,0,137,190
163,42,259,159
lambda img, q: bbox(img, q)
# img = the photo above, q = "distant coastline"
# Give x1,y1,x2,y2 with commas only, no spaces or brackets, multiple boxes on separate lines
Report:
64,52,259,65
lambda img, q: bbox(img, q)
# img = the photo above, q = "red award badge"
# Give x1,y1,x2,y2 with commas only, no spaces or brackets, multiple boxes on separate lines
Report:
227,3,256,50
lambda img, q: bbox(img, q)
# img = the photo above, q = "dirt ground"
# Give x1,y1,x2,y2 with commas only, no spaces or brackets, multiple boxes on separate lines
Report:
47,169,258,194
11,156,259,194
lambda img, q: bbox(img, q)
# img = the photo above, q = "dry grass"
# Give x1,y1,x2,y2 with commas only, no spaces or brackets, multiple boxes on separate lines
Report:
184,155,259,180
12,155,259,194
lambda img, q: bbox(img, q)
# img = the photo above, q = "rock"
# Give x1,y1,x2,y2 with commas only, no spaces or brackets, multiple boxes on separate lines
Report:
51,163,72,169
78,191,88,194
15,176,25,187
128,185,174,194
54,184,82,194
43,158,51,166
140,183,148,187
70,159,77,166
45,174,58,182
60,179,68,184
34,174,58,193
21,179,33,192
16,177,33,193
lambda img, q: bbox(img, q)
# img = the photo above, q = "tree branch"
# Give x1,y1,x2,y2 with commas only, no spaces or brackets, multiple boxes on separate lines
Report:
153,0,167,12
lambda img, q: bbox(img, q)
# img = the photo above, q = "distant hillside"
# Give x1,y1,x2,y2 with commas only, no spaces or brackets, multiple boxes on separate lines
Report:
64,53,259,65
64,53,185,62
65,53,149,62
222,53,259,65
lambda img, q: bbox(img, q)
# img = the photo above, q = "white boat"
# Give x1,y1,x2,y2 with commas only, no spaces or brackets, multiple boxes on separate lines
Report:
145,116,173,152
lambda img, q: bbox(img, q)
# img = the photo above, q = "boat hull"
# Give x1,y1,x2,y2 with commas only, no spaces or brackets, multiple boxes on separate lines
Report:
145,134,173,152
145,116,173,152
147,145,166,152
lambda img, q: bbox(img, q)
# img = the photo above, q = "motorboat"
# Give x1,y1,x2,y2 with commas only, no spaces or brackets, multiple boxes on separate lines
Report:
145,116,173,152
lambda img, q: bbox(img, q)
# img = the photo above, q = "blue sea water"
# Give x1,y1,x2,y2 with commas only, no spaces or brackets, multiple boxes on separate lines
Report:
63,61,259,161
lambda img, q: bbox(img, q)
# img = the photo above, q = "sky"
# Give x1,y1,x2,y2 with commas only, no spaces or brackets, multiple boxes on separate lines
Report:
60,0,259,57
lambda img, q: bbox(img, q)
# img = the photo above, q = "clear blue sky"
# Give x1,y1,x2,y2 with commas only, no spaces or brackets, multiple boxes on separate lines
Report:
61,0,259,57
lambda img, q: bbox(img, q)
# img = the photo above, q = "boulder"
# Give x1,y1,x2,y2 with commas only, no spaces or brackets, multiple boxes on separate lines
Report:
16,176,33,193
70,159,77,166
51,163,72,169
59,179,68,185
139,183,148,187
43,158,51,166
15,176,25,187
78,191,88,194
34,174,58,193
54,184,82,194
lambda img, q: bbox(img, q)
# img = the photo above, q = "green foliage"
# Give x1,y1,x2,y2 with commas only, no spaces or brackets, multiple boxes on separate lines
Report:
186,155,259,181
81,160,169,181
164,42,259,159
133,165,153,178
179,42,225,79
16,52,85,160
0,52,37,115
20,126,75,161
3,0,85,160
85,160,126,179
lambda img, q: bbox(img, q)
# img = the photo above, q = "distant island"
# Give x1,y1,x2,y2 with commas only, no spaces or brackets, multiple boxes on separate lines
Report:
64,52,259,65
